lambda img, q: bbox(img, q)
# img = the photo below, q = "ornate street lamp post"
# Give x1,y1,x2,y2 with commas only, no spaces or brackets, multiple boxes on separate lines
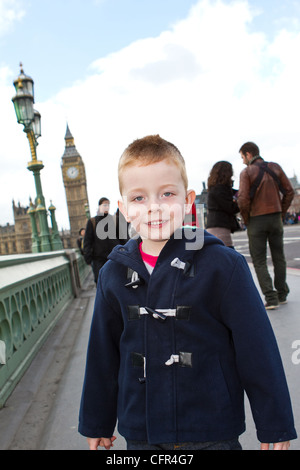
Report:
84,202,90,219
48,201,63,250
12,64,62,252
27,201,40,253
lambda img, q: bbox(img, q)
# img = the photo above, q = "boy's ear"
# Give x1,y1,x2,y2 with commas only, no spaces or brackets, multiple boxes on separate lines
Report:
185,190,196,213
118,199,130,222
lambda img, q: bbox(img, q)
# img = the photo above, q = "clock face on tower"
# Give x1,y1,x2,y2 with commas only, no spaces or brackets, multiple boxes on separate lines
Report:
66,166,79,179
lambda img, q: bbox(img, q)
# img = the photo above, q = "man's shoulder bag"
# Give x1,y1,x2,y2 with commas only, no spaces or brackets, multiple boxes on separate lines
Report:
249,161,287,201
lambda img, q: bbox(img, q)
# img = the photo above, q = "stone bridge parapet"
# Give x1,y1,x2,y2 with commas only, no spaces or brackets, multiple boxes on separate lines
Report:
0,250,89,406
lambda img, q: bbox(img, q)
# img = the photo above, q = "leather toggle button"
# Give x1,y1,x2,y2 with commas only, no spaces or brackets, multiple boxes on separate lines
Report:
171,258,186,270
125,278,144,288
165,352,193,367
144,307,167,321
125,268,144,289
183,261,195,277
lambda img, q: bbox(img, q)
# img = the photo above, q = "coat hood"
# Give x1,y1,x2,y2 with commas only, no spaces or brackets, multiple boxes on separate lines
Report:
108,228,223,275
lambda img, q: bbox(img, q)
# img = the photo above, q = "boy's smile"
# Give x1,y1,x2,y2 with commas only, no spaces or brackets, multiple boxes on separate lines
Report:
119,160,195,255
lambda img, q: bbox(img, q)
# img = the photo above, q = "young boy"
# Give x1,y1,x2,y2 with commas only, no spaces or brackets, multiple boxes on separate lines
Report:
78,135,296,450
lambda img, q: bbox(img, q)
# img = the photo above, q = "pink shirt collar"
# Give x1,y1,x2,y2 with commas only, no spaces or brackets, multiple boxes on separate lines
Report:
139,242,158,268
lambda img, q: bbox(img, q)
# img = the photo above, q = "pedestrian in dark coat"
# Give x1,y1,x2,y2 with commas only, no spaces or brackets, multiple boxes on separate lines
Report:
83,197,119,284
206,161,240,247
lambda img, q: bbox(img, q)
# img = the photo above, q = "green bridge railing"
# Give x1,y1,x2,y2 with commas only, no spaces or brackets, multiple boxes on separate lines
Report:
0,250,90,407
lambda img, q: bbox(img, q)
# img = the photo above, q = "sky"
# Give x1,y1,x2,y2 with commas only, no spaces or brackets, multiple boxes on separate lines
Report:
1,0,300,229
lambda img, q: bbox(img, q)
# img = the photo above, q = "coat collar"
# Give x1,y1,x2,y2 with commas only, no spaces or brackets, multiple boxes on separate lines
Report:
108,227,215,277
249,155,263,165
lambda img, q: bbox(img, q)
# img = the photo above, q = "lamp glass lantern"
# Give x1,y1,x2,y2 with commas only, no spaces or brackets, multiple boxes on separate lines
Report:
12,89,34,129
13,67,34,99
33,110,41,139
12,66,36,130
20,76,34,97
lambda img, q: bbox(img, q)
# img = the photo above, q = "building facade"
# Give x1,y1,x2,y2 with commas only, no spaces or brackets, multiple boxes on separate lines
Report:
0,201,32,255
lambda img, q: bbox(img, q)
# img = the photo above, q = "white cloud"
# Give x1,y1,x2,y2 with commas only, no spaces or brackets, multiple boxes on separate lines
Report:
0,0,25,36
1,0,300,230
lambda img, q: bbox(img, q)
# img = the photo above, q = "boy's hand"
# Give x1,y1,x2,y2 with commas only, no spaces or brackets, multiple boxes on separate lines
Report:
87,436,116,450
261,441,290,450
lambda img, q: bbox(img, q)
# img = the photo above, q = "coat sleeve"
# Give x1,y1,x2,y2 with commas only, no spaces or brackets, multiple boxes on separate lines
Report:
209,186,239,214
78,271,123,438
83,219,94,265
278,166,295,215
220,255,297,444
237,170,251,225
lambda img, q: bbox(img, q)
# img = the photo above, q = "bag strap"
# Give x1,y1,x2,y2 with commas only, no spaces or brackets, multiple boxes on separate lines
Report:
250,161,286,201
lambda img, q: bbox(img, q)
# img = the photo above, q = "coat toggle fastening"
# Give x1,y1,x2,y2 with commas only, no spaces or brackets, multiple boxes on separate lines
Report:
143,307,177,321
127,305,191,321
131,352,146,384
165,352,193,367
165,354,180,366
171,258,186,270
171,258,194,277
125,270,144,288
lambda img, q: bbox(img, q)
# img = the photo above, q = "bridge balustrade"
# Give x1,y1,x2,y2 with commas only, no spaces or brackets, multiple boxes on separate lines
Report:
0,250,89,407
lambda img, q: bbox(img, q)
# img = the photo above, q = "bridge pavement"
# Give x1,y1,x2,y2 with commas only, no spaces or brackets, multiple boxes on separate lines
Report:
0,263,299,451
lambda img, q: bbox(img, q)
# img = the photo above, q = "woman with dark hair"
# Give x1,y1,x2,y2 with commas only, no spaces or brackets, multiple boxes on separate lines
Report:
206,161,240,248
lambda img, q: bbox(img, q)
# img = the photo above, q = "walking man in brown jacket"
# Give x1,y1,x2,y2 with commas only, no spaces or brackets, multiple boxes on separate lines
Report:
238,142,294,310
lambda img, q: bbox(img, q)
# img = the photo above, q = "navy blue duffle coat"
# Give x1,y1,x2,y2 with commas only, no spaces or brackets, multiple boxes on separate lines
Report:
78,229,297,444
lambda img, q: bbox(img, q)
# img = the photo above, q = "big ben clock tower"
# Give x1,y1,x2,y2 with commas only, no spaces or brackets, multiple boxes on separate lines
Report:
61,124,90,247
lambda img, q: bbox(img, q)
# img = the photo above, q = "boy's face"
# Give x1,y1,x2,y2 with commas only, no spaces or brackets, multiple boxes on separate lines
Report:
119,160,195,254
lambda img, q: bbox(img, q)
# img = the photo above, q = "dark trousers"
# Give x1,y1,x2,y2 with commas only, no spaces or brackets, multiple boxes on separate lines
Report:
91,259,106,284
126,438,242,450
247,213,289,304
